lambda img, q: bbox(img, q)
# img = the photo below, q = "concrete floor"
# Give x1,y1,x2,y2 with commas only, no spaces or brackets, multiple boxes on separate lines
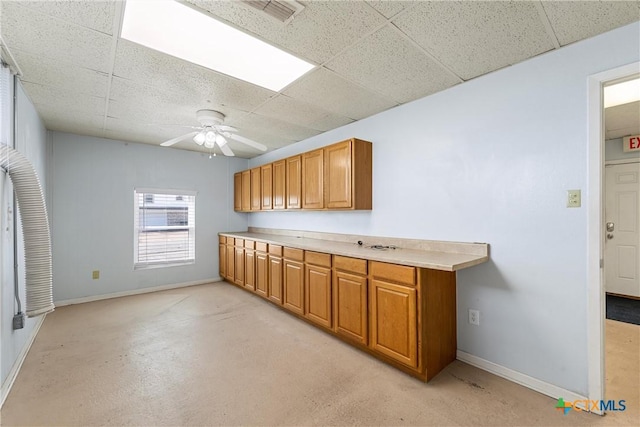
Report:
1,282,638,426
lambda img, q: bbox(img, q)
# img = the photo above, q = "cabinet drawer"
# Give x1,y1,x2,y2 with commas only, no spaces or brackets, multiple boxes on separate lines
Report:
234,239,244,247
269,244,282,256
255,242,268,253
227,237,235,246
334,255,367,275
370,261,415,285
305,251,331,267
244,240,255,250
283,247,304,261
219,235,226,244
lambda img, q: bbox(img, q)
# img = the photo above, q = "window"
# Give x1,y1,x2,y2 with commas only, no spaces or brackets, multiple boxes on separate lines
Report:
134,189,196,268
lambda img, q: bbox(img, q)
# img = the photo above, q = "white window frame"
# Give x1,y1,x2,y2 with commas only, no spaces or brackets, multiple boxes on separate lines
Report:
133,188,196,269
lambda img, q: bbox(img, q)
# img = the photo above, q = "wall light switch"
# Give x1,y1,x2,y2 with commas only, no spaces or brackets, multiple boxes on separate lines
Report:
92,270,100,280
567,190,581,208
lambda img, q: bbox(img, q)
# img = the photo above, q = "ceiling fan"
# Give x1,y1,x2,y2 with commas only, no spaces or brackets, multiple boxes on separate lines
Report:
160,109,267,157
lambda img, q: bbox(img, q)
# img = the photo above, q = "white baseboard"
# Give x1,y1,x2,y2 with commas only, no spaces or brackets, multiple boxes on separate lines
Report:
1,315,45,408
55,277,222,307
456,350,598,413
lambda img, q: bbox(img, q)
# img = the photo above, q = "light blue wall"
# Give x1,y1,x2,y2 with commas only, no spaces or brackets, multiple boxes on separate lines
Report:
247,22,640,396
605,137,640,161
50,133,248,302
1,82,48,385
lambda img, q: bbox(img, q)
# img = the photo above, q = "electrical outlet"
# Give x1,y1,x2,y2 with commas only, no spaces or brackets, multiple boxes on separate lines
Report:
567,190,581,208
468,309,480,326
92,270,100,280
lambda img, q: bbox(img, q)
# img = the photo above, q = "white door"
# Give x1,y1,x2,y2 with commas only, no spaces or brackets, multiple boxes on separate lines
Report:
605,162,640,297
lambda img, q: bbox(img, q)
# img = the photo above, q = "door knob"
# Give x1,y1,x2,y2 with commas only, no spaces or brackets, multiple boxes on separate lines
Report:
606,222,615,232
607,233,614,240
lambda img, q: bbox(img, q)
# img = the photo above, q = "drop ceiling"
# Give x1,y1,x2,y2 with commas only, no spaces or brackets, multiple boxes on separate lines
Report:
1,1,639,158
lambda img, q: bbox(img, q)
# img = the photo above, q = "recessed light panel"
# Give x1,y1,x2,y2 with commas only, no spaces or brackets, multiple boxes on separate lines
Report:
120,0,315,92
604,78,640,108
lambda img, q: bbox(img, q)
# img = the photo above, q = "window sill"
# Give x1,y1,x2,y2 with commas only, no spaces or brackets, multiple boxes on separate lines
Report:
134,261,195,271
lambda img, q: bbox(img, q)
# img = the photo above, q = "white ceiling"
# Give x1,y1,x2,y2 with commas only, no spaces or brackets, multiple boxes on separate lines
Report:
1,1,639,158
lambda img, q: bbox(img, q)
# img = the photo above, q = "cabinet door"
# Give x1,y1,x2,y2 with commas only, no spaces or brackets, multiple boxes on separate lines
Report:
268,256,283,304
241,170,251,212
256,252,268,297
261,164,273,210
283,260,304,315
233,173,242,211
334,270,367,344
234,247,245,286
286,156,301,209
226,244,235,282
250,167,261,211
370,279,417,368
302,149,324,209
273,160,286,210
219,243,226,278
325,140,352,209
245,250,255,291
305,265,332,328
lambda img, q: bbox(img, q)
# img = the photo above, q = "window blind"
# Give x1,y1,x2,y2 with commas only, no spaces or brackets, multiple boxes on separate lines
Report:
134,190,196,267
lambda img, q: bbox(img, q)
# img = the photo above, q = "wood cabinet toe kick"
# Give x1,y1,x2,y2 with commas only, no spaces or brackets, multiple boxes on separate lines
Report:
218,238,461,382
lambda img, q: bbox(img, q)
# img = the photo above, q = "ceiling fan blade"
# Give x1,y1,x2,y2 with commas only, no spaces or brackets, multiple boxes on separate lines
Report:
160,131,199,147
216,125,238,133
219,143,235,157
224,133,267,151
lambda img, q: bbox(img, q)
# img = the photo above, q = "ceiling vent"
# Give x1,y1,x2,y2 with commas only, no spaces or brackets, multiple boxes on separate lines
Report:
242,1,305,24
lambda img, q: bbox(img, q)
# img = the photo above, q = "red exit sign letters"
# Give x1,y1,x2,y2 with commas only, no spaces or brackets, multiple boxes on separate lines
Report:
623,135,640,152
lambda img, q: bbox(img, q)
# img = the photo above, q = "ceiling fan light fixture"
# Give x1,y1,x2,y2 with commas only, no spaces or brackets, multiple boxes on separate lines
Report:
215,133,227,146
193,132,206,145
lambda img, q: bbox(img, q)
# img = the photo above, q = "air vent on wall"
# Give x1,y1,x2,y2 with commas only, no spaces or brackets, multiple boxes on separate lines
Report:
242,0,304,24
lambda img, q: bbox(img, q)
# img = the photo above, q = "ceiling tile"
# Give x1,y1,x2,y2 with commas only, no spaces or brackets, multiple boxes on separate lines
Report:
0,2,114,73
185,0,387,64
113,40,275,113
227,113,322,142
283,68,397,120
252,94,353,130
13,0,116,35
12,48,109,98
307,114,355,132
22,81,105,117
393,1,555,80
542,1,640,46
365,1,415,19
325,26,460,104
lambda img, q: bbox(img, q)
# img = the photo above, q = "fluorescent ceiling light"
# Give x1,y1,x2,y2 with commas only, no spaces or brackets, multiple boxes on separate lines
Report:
604,78,640,108
120,0,315,92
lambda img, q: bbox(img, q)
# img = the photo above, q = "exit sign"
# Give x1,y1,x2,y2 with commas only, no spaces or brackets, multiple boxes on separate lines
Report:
623,135,640,152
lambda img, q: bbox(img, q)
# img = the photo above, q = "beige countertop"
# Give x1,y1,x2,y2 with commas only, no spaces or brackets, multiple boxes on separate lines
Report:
220,230,489,272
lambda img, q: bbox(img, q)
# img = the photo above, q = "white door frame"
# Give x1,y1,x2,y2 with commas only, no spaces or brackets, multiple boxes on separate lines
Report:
587,61,640,412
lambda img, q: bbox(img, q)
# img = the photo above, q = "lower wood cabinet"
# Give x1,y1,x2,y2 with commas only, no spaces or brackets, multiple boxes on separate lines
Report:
369,278,417,368
333,255,368,345
219,237,226,279
225,239,235,282
268,255,283,304
255,248,268,298
305,252,332,329
234,241,245,287
244,241,255,291
283,248,304,315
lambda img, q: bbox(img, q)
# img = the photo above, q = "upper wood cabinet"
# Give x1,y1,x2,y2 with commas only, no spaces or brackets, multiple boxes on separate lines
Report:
250,167,261,211
286,155,302,209
233,138,372,212
272,160,286,210
325,139,372,210
233,173,242,212
302,149,324,209
241,170,251,212
261,164,273,210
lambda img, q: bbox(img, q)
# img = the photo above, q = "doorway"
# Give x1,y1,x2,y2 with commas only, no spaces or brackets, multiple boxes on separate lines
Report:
587,62,640,416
